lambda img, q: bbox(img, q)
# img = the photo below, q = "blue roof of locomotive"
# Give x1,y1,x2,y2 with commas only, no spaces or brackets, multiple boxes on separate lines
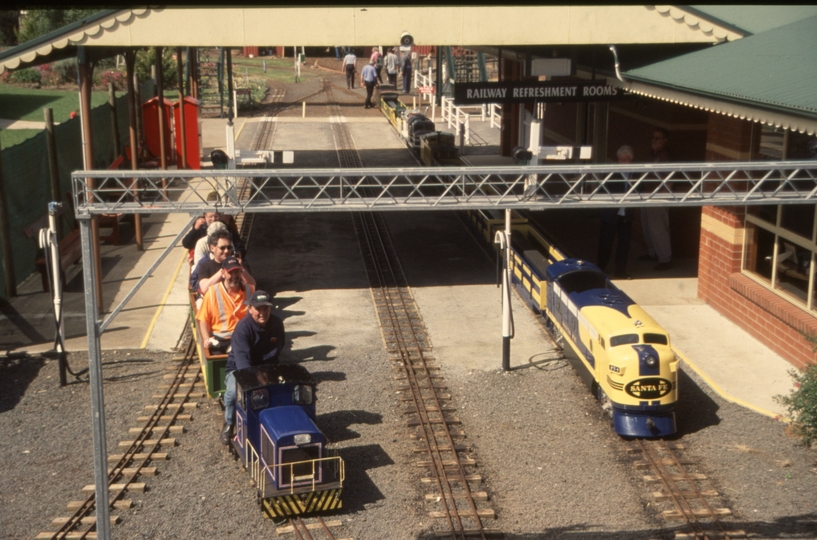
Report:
546,258,634,317
260,405,324,443
572,288,635,317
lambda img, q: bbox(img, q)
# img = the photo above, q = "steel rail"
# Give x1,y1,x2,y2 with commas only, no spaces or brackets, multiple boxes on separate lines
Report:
637,440,738,540
326,87,487,538
71,161,817,215
44,339,198,540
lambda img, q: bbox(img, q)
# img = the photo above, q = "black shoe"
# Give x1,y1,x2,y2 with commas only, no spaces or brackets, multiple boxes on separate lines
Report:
220,422,233,445
638,254,658,262
654,261,673,271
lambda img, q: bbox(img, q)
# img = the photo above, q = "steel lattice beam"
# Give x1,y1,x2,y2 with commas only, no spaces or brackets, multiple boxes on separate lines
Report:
72,161,817,215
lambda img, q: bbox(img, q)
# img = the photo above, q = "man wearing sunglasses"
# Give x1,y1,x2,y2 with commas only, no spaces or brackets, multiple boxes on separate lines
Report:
190,229,255,295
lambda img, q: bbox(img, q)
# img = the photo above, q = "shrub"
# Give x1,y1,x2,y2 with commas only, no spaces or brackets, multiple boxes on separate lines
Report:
7,67,42,84
98,69,127,91
776,359,817,447
135,48,177,89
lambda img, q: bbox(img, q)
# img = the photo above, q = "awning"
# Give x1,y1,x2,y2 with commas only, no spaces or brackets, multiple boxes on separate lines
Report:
0,9,148,75
611,77,817,136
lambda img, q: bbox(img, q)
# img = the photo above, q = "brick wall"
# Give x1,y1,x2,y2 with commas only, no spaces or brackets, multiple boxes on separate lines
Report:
698,117,817,369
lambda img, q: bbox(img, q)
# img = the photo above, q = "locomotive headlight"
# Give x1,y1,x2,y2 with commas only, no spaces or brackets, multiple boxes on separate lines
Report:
645,355,658,368
294,434,311,446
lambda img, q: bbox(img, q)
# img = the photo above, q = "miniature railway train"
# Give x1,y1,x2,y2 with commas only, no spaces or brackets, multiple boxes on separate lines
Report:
379,87,462,166
467,210,679,438
189,295,344,518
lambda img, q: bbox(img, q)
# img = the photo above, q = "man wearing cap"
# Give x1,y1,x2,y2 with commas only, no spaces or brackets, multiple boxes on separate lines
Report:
220,290,286,445
192,229,255,295
195,256,255,355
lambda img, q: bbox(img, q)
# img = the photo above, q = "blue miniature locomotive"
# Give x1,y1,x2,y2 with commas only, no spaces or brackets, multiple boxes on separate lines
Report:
230,364,344,517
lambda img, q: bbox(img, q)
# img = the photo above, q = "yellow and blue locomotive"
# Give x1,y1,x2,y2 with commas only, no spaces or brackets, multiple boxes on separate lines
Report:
470,211,679,438
230,363,345,517
544,259,678,437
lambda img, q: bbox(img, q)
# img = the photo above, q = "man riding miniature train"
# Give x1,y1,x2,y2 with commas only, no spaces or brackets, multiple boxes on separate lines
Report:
220,290,286,445
195,256,255,355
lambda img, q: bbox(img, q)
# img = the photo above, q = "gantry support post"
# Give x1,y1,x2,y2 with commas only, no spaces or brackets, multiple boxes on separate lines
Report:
78,215,111,540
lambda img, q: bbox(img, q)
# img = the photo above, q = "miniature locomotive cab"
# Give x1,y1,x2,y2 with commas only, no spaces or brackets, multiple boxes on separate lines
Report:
231,364,344,518
544,259,678,438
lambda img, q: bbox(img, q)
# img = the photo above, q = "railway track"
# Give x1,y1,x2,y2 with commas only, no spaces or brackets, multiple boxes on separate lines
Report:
631,440,744,540
276,516,349,540
35,340,202,540
318,77,500,539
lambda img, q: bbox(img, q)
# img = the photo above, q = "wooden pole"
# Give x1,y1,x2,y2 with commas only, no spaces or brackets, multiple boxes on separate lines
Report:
189,47,199,100
125,50,143,251
108,82,121,159
0,145,17,297
78,54,104,311
44,107,62,239
156,47,167,171
176,47,187,169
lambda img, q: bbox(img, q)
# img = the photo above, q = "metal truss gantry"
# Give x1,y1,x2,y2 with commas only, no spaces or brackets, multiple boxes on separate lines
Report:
72,161,817,216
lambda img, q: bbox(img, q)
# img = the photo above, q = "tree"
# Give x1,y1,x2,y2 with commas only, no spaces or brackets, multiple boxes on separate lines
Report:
0,10,20,46
15,9,98,44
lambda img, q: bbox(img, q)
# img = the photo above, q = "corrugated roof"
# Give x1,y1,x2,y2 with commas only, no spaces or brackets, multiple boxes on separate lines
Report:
686,5,817,35
624,15,817,120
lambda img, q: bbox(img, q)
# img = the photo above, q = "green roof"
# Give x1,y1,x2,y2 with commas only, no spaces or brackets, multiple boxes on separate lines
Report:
625,15,817,119
686,5,817,35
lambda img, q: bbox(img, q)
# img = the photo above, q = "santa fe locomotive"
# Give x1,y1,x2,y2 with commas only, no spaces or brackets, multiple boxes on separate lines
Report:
470,211,679,438
228,363,344,518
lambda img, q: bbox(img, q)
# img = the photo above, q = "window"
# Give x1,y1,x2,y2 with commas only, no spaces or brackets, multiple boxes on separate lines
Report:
743,126,817,312
610,334,638,347
293,385,313,405
643,333,668,346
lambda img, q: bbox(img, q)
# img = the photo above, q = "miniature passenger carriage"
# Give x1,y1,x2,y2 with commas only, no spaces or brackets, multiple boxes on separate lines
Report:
230,364,344,518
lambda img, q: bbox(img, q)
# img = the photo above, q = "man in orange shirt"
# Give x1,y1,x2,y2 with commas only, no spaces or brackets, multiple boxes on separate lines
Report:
195,256,255,354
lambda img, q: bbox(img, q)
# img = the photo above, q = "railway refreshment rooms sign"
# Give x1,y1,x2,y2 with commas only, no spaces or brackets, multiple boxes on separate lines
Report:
454,81,631,105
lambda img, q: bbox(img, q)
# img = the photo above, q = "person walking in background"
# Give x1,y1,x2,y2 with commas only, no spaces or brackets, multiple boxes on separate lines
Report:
361,59,379,108
385,48,399,86
370,47,384,83
639,128,673,271
597,146,635,279
341,49,357,89
400,52,413,94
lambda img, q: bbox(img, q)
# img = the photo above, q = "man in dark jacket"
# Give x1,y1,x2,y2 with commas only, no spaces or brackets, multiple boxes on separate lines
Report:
220,290,285,444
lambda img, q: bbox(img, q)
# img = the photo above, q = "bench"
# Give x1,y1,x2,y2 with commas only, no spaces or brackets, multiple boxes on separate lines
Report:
23,207,82,292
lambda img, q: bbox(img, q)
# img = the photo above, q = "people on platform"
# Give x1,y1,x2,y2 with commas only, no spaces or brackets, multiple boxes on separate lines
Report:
597,146,635,280
370,47,384,83
341,50,357,89
195,256,255,355
639,128,673,271
361,59,379,109
220,290,286,445
385,48,399,86
190,229,255,295
401,52,413,94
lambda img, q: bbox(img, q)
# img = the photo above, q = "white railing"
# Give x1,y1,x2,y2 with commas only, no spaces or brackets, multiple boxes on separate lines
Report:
486,103,501,129
440,96,473,145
